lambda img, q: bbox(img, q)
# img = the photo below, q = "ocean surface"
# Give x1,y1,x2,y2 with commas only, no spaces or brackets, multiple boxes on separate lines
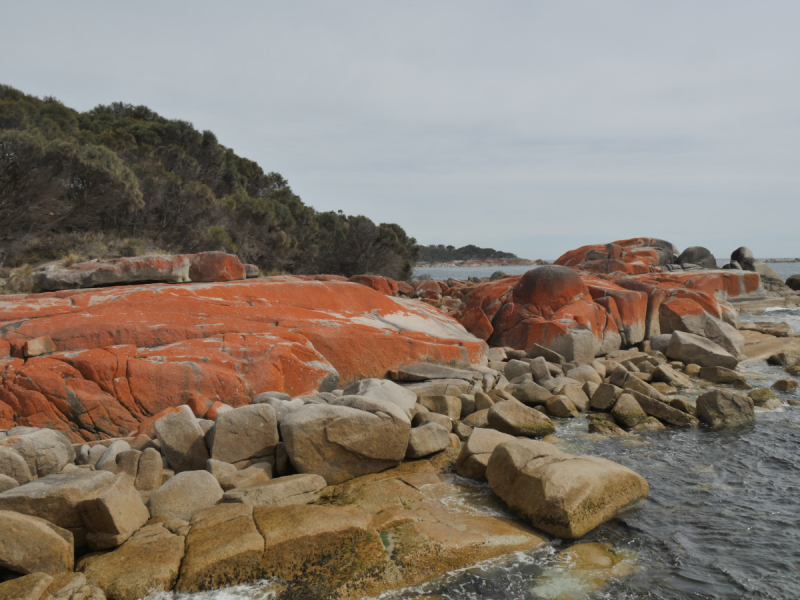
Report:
413,261,800,282
146,308,800,600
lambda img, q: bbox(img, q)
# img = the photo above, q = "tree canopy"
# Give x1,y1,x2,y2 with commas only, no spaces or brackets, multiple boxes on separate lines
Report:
0,84,418,279
417,244,518,263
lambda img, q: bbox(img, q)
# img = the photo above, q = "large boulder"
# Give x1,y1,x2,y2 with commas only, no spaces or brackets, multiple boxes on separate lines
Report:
455,428,515,481
659,298,744,357
0,470,115,545
210,404,279,465
0,572,55,600
79,523,186,600
280,396,411,484
0,447,33,485
79,473,150,550
147,470,224,521
731,247,754,264
405,422,451,459
0,429,75,478
695,389,755,427
176,504,264,592
188,251,246,282
0,510,74,575
666,331,738,369
677,246,716,269
487,399,556,438
154,406,210,473
787,274,800,291
487,439,649,538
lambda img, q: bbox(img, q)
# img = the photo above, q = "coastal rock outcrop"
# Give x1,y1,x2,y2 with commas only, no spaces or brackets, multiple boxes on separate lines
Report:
0,279,485,441
486,438,649,538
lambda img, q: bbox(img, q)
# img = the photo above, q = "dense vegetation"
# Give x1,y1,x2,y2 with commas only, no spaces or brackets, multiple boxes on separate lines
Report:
0,84,418,281
417,244,518,264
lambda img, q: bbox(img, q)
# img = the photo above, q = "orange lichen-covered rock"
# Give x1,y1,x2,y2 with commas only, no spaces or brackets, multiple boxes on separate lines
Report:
459,307,493,341
0,280,485,441
348,275,399,296
555,238,677,274
188,252,245,282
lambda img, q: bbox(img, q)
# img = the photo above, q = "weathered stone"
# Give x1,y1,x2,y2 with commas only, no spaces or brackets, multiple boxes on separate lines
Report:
189,251,245,282
281,396,411,485
217,463,273,491
556,384,590,411
148,470,223,521
510,381,552,406
390,363,479,382
418,395,462,420
0,470,115,545
79,523,185,600
666,331,738,369
133,447,162,491
342,378,418,417
114,450,140,479
0,572,54,600
486,439,649,538
453,421,473,441
406,423,451,459
611,394,648,428
628,391,699,427
696,389,755,427
462,409,489,429
80,473,149,550
210,404,279,465
2,429,75,478
699,366,746,385
23,336,57,357
545,395,579,418
504,360,533,382
95,441,130,473
45,572,88,599
652,364,693,389
176,504,265,592
221,473,326,506
412,411,452,431
0,510,73,575
0,447,33,485
567,364,603,385
590,383,623,411
670,397,696,415
455,428,515,480
154,406,209,473
0,475,18,493
487,399,555,438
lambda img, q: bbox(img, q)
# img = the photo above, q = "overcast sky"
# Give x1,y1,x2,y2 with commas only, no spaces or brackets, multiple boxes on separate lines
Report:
3,1,799,259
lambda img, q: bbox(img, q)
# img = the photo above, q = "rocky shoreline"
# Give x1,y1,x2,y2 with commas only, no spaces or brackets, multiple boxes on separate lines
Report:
1,238,800,600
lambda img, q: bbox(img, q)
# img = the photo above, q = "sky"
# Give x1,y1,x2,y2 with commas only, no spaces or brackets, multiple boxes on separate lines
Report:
2,1,799,260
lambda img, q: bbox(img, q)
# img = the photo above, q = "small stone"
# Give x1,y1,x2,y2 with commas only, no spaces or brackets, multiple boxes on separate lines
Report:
773,379,799,392
23,335,56,357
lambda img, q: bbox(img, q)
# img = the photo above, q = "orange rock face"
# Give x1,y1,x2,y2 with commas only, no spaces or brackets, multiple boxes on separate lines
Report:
0,280,485,441
554,237,677,274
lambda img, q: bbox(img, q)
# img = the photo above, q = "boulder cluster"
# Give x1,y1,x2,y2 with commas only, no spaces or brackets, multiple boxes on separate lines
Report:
0,237,798,599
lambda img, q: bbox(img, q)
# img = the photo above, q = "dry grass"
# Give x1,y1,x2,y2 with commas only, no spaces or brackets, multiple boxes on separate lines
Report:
61,250,85,267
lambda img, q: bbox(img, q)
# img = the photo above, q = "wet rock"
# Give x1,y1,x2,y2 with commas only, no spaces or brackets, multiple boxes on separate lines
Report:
588,419,630,436
696,389,755,427
406,423,451,459
455,428,515,480
148,470,224,521
487,399,556,438
78,523,185,600
546,395,579,418
281,396,411,485
773,379,799,392
80,473,150,550
487,438,649,538
221,473,326,506
0,510,74,575
670,397,696,415
611,394,648,429
629,391,699,427
154,406,210,473
666,331,738,369
698,366,746,385
767,352,792,366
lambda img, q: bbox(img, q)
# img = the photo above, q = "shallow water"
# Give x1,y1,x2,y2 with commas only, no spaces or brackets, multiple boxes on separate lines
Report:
148,309,800,600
